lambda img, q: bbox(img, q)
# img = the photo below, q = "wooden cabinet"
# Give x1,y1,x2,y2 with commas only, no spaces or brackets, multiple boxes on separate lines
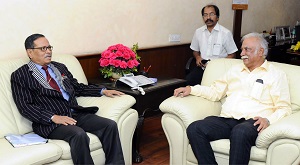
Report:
267,43,292,64
267,41,300,66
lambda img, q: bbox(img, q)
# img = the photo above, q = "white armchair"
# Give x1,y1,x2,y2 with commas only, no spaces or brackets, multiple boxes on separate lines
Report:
0,54,138,165
160,58,300,165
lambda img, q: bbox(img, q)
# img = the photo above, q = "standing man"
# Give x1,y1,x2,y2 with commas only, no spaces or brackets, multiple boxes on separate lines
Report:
186,4,238,85
11,33,125,164
174,32,291,164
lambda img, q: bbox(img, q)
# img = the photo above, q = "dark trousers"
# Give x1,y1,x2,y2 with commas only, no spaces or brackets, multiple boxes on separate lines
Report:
187,116,259,165
186,67,204,86
48,113,124,165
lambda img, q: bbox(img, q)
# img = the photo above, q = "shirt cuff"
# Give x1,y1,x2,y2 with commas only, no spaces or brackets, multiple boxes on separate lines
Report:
266,118,270,125
50,115,54,122
190,85,203,96
100,88,107,95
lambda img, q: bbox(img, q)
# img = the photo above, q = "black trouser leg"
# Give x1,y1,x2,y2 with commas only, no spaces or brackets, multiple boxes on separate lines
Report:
187,116,234,164
48,125,94,165
75,113,125,165
187,116,258,165
229,119,258,165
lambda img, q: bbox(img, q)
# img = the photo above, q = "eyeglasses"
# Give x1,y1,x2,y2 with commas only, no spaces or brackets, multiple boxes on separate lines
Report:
30,46,53,52
203,13,216,18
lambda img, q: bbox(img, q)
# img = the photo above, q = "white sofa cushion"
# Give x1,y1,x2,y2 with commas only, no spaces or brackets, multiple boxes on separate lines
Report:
0,138,62,164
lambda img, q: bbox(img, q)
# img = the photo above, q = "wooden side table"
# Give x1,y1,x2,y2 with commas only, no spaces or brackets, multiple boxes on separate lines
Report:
89,78,186,163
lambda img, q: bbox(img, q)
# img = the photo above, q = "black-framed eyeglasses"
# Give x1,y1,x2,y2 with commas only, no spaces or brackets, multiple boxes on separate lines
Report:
30,46,53,52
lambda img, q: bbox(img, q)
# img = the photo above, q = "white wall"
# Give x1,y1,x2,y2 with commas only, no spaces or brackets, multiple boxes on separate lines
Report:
0,0,299,59
242,0,300,35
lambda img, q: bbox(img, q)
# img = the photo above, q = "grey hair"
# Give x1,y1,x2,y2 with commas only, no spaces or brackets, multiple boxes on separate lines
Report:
241,32,268,57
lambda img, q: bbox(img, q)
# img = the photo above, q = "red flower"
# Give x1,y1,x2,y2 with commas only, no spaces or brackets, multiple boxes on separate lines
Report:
99,58,110,67
99,43,140,78
127,59,139,68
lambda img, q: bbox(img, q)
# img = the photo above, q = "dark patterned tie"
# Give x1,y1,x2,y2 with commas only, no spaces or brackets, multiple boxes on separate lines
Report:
42,66,61,93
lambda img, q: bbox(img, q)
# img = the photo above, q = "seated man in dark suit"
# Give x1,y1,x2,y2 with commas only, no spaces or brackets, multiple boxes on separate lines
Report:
11,33,125,164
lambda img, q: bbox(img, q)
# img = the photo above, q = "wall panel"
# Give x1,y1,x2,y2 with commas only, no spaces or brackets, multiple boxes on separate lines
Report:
77,44,192,81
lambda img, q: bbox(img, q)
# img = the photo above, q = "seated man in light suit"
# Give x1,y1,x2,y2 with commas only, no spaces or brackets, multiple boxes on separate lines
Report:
174,32,291,164
11,33,125,164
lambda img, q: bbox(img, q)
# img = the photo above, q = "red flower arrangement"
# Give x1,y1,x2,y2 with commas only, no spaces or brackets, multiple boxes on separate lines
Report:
99,43,140,78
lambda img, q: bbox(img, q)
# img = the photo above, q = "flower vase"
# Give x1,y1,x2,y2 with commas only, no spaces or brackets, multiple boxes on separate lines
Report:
110,73,122,87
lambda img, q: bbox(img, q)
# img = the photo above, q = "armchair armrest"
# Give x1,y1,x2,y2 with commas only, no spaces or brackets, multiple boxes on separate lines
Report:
185,57,196,75
77,95,137,165
256,111,300,149
159,95,222,127
76,94,136,121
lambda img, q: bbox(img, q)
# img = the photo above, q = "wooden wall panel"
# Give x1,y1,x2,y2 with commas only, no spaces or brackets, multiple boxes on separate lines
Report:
138,44,192,79
76,44,192,81
77,54,102,79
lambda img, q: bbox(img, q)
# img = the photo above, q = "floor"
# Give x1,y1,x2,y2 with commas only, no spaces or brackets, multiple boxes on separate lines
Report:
133,113,169,165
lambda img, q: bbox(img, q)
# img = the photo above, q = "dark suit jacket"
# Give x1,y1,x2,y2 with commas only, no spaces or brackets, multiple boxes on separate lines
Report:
11,60,105,137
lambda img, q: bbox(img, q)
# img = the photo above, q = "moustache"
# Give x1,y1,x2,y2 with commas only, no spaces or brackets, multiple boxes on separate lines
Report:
205,19,214,23
241,56,249,59
45,54,52,58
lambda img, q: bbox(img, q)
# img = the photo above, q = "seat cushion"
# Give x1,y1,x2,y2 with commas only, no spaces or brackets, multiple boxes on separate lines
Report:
49,133,102,160
186,139,267,163
0,138,62,164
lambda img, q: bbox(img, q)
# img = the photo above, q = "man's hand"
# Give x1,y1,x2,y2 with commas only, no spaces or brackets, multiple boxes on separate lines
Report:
102,89,124,97
253,117,270,133
51,115,77,126
195,57,203,67
174,86,191,97
226,53,236,59
193,51,204,67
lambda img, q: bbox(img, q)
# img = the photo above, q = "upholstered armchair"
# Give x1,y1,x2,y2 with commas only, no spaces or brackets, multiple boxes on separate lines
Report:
159,58,300,165
0,54,138,165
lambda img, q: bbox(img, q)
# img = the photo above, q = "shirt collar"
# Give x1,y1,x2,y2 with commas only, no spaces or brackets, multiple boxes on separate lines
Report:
203,22,220,32
241,60,269,72
33,62,52,71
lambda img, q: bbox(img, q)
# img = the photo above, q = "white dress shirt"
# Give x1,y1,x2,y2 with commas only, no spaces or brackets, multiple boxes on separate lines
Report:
190,23,238,60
